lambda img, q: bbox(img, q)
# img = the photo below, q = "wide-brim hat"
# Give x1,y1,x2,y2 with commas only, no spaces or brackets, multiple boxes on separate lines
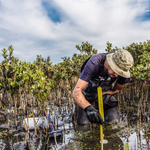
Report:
106,49,134,78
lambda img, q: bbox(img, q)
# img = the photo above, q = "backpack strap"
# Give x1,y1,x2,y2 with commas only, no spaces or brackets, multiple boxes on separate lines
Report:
81,56,91,72
111,76,121,91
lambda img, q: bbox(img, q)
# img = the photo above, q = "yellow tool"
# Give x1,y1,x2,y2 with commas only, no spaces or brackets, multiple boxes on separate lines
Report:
97,86,104,143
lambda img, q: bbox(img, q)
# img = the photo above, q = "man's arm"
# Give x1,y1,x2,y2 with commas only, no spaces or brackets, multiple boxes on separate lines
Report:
72,78,103,124
72,79,90,109
102,83,124,96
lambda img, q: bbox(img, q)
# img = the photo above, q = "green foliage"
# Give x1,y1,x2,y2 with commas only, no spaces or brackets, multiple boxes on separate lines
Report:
124,40,150,65
0,47,52,103
131,51,150,80
76,41,98,55
52,42,98,87
0,40,150,107
105,41,119,53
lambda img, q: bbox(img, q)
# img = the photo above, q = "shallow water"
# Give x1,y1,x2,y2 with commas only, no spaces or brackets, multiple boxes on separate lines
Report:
0,99,150,150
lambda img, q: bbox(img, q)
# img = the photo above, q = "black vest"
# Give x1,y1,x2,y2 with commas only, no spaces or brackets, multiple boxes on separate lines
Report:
82,53,119,102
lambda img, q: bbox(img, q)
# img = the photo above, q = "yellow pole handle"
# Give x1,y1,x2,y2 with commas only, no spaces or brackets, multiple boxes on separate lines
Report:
97,86,104,121
97,86,104,144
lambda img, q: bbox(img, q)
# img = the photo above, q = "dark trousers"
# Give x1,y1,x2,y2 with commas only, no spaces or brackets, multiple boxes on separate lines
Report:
73,94,120,125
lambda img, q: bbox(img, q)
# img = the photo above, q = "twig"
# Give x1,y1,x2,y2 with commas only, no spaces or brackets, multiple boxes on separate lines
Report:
54,133,58,148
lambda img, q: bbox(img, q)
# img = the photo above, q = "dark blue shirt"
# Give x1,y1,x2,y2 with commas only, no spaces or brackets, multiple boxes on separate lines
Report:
80,53,131,85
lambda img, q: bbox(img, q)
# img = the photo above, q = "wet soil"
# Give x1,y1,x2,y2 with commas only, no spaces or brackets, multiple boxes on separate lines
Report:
0,99,150,150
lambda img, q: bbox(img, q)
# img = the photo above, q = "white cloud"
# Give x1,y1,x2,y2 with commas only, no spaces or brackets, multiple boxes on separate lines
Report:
0,0,150,64
0,0,57,39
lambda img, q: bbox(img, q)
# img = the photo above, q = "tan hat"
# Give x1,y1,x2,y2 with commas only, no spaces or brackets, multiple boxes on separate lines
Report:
106,49,134,78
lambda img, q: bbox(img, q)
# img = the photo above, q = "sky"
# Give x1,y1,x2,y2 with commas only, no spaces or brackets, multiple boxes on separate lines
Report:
0,0,150,64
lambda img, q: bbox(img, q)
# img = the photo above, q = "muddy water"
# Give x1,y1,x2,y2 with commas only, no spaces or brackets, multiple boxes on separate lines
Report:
0,99,150,150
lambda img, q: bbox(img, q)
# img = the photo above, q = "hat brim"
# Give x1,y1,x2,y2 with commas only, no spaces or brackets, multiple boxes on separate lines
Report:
106,53,130,78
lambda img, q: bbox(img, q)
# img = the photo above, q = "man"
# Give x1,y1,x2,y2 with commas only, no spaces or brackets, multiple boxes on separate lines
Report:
72,49,134,125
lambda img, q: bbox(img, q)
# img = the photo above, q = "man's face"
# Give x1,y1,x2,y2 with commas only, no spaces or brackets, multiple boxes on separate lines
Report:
108,67,118,78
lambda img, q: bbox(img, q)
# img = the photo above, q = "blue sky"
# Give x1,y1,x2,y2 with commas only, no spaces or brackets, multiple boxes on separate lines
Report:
0,0,150,64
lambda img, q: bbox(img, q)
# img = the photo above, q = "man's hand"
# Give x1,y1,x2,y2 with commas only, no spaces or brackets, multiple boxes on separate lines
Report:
102,90,116,95
84,105,103,124
102,83,124,96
